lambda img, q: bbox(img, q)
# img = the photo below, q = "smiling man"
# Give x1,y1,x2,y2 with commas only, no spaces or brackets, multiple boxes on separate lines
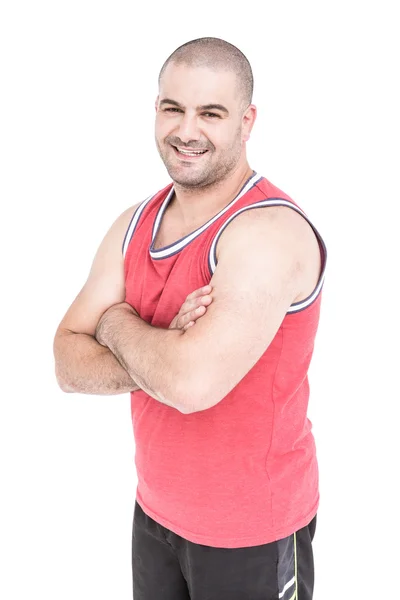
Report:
54,37,327,600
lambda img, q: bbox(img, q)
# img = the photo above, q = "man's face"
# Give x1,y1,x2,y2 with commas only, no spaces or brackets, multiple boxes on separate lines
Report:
155,63,250,189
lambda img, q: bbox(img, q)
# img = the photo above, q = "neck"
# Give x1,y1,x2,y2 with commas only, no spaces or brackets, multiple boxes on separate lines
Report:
171,162,254,226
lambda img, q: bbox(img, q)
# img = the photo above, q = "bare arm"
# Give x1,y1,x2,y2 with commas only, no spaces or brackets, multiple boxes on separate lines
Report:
53,201,213,396
95,206,321,411
53,204,142,395
55,331,140,395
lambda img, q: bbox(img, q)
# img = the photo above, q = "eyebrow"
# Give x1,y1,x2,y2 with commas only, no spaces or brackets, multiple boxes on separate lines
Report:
159,98,229,115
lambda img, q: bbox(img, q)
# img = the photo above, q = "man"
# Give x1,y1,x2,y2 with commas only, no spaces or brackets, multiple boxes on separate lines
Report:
54,37,327,600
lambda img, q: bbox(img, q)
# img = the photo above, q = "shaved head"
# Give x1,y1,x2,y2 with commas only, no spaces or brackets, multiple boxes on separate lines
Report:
158,37,253,112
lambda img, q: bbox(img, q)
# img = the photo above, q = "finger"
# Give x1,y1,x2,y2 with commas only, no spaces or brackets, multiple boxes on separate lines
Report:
197,294,212,307
178,305,206,329
179,293,212,317
187,285,212,301
186,305,206,322
183,321,195,330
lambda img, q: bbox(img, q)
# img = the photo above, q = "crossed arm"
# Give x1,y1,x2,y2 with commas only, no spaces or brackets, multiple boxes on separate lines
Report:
53,203,211,398
54,204,320,414
92,206,320,414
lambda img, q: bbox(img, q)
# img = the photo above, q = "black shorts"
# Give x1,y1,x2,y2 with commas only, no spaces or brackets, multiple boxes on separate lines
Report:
132,501,317,600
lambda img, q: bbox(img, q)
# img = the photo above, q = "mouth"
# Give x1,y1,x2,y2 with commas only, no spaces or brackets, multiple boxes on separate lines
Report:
171,145,209,160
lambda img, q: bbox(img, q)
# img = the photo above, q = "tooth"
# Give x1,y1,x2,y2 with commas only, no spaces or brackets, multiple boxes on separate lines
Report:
178,149,205,155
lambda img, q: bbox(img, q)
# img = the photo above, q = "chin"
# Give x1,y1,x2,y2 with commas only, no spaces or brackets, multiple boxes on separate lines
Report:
170,174,209,188
163,163,206,186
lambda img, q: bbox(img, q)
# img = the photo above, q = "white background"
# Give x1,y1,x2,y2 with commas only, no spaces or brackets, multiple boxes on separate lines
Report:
1,1,399,598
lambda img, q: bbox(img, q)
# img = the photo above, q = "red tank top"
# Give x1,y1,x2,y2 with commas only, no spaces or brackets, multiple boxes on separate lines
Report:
123,172,327,548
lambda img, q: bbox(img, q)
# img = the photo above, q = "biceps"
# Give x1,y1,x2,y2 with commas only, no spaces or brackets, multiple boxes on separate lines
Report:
207,297,285,362
57,268,126,336
186,288,285,378
55,203,137,337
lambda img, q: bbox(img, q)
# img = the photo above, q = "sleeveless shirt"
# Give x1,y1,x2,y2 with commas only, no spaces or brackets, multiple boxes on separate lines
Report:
123,172,327,548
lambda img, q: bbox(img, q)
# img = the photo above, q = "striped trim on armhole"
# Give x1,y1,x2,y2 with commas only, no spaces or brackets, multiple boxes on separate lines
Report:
122,194,155,257
207,198,327,314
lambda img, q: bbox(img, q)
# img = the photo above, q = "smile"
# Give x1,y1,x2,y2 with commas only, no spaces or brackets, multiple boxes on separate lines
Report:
172,145,209,159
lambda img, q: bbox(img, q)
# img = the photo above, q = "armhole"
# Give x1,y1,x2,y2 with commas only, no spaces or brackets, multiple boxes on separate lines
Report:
122,194,155,257
207,198,328,314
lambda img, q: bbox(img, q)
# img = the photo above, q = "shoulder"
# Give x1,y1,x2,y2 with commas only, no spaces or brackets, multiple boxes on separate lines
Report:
90,201,144,265
216,204,318,264
214,204,322,303
108,202,142,246
118,186,167,234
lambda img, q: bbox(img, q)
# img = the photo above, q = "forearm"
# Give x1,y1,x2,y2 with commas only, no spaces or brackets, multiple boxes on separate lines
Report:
54,331,141,395
96,305,191,412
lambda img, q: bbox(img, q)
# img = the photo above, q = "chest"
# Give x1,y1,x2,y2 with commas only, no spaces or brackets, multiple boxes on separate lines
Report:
152,210,205,251
125,228,212,328
152,220,189,250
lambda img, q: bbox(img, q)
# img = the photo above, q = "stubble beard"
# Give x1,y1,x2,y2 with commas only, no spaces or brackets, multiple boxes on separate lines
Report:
156,131,243,191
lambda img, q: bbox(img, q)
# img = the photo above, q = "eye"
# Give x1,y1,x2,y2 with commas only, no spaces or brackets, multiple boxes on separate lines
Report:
164,107,183,113
202,112,220,119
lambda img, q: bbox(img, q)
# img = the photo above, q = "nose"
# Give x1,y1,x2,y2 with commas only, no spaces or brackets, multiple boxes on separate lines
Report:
177,112,201,144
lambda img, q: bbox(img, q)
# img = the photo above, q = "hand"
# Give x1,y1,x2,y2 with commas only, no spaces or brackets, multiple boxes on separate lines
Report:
169,285,213,332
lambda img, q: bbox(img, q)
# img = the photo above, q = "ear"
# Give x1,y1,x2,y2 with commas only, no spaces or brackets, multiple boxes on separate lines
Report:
242,104,257,143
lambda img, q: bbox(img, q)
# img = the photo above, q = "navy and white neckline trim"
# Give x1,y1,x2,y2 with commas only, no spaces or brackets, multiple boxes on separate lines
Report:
149,172,262,260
